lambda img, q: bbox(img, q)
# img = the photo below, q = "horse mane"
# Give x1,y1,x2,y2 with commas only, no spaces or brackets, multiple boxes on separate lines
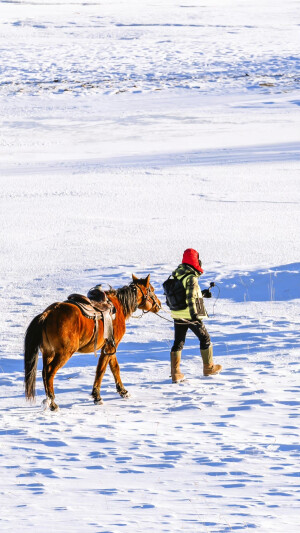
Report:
107,284,138,317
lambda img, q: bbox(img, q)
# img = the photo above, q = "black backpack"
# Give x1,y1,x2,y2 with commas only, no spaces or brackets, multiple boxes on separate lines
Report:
163,273,190,311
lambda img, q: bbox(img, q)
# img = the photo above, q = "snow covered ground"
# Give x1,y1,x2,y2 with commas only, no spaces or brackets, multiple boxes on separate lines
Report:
0,1,300,532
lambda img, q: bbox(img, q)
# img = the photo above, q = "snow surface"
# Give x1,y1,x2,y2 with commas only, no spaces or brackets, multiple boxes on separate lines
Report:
0,1,300,532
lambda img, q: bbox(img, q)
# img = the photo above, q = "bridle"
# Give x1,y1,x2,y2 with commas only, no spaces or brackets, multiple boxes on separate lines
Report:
130,282,160,314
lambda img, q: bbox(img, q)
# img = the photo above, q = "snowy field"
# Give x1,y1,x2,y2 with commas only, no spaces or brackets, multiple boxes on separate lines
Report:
0,0,300,532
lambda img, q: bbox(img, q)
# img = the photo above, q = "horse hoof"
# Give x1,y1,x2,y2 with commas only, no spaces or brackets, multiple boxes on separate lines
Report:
94,398,103,405
50,402,59,411
120,390,130,398
42,398,50,410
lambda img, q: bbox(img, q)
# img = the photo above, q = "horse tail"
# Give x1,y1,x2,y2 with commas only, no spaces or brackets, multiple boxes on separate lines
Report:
24,310,49,401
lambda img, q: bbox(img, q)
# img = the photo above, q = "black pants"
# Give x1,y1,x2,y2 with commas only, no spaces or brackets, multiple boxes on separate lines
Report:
171,320,211,352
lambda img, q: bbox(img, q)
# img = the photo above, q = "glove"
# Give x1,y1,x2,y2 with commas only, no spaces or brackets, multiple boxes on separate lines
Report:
191,314,202,322
202,289,212,298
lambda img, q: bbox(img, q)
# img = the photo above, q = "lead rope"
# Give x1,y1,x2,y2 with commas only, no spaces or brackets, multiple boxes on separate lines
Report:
154,310,199,325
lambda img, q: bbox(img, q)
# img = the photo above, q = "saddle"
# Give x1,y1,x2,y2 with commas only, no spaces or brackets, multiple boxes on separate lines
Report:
66,286,115,356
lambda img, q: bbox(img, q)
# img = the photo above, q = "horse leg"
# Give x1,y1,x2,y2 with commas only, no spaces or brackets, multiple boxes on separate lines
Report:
91,350,111,405
43,350,72,411
109,353,129,398
42,365,50,404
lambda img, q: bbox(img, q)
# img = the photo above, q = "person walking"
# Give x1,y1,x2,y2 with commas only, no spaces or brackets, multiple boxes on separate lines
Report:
167,248,222,383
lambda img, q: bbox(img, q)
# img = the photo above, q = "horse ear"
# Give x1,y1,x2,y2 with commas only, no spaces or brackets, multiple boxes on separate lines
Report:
145,274,150,287
132,274,139,282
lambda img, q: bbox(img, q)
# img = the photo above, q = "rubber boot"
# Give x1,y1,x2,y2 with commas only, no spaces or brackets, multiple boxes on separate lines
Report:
201,344,222,376
170,351,185,383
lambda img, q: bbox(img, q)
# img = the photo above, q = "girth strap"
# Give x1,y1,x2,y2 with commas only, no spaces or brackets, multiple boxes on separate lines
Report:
93,315,99,357
101,308,116,356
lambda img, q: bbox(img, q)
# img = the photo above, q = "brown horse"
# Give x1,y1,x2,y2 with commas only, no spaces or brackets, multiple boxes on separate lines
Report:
24,274,161,410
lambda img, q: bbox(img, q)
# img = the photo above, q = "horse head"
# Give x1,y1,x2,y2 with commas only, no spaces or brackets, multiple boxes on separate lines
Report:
132,274,161,313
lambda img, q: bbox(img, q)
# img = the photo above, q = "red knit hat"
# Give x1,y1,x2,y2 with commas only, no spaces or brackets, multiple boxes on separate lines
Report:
182,248,204,273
